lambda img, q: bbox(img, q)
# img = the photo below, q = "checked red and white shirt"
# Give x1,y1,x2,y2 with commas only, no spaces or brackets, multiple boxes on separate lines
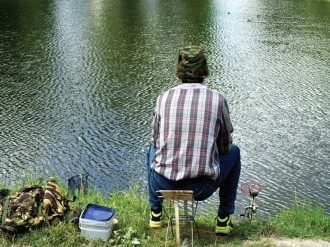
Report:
151,83,233,181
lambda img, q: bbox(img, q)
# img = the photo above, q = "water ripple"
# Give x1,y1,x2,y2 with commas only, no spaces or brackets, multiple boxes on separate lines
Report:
0,0,329,216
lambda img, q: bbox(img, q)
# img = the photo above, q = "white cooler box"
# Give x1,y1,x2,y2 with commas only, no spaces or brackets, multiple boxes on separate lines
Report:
79,204,116,241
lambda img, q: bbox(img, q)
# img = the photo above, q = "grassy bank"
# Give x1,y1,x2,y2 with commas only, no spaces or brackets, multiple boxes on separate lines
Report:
0,178,329,247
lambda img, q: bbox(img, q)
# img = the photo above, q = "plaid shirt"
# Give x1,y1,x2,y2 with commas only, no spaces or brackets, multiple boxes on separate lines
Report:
151,83,233,181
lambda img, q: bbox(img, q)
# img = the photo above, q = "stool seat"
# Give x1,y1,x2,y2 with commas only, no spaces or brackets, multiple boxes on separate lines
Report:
157,190,199,247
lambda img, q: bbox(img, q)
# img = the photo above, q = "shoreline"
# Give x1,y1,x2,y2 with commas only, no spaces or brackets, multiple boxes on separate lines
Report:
1,177,329,246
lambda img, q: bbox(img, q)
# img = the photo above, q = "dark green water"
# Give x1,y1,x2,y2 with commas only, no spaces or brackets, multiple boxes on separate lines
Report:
1,0,329,216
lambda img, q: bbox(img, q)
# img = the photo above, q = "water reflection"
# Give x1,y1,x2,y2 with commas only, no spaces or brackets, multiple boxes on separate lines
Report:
0,0,329,217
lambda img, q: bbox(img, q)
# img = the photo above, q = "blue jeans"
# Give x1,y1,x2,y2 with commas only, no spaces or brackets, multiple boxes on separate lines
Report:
146,144,241,216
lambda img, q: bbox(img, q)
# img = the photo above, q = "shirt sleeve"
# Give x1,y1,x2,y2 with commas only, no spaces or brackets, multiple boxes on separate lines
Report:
217,98,233,154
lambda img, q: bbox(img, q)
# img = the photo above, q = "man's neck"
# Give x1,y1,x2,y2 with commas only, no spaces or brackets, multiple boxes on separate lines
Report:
181,78,203,84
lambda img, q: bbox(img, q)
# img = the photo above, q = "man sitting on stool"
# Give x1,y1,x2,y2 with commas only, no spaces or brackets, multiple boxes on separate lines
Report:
146,46,241,235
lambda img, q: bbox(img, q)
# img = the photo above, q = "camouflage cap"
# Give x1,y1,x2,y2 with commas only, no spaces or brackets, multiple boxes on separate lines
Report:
176,46,209,80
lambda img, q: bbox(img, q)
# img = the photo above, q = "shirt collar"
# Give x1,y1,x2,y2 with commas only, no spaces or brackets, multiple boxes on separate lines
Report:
173,83,207,90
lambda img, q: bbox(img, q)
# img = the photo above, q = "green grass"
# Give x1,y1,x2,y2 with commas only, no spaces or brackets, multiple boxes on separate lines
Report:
267,196,330,238
0,177,329,247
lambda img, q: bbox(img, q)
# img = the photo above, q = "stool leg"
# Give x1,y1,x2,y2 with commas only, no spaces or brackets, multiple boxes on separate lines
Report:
174,200,180,247
184,200,188,215
191,219,194,246
165,216,171,247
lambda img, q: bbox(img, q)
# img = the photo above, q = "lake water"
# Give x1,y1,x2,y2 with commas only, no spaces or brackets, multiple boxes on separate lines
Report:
0,0,329,217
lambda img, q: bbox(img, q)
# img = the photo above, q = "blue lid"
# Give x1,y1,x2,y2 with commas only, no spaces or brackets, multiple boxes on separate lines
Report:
81,204,115,221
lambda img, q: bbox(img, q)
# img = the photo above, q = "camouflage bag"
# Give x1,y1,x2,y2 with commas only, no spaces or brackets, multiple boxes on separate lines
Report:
42,178,67,223
0,178,70,233
0,185,45,233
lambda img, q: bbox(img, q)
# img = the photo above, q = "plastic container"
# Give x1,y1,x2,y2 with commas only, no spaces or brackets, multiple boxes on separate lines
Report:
79,204,115,241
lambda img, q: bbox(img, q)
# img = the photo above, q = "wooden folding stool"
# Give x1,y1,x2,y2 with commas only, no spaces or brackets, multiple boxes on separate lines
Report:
157,190,199,247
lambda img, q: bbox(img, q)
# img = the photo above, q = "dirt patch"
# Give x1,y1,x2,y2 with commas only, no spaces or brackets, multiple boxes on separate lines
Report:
244,237,330,247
